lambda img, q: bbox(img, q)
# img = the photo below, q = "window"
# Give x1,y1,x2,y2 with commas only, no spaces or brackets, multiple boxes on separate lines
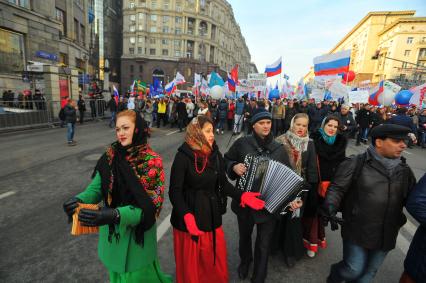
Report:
163,16,169,23
130,25,136,32
162,26,169,33
175,17,182,24
129,48,134,54
139,0,146,7
162,49,168,56
74,18,79,41
59,52,68,65
164,0,170,9
150,26,157,32
150,38,156,44
162,39,169,45
130,37,136,44
130,15,136,21
175,28,182,35
7,0,30,8
407,37,413,44
174,40,181,47
419,48,426,58
175,50,181,57
150,48,156,55
151,0,157,9
0,28,25,74
138,36,143,43
138,13,144,20
402,62,408,69
138,47,142,54
404,50,411,56
151,15,157,21
138,25,144,31
129,1,135,8
176,4,182,12
80,24,85,45
55,8,67,36
130,65,134,72
139,65,143,72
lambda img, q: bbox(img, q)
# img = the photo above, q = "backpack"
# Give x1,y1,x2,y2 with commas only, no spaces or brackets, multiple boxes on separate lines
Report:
58,108,65,121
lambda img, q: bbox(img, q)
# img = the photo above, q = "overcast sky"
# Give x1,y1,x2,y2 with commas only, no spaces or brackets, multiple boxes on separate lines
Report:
227,0,426,85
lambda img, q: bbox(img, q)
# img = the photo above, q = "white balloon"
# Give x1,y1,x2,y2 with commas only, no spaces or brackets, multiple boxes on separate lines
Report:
378,89,396,106
210,85,224,100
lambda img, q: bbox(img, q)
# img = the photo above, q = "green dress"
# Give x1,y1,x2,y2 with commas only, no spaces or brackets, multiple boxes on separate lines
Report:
77,172,172,283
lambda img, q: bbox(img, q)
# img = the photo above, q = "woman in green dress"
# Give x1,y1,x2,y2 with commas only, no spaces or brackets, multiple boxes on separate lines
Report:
63,109,172,283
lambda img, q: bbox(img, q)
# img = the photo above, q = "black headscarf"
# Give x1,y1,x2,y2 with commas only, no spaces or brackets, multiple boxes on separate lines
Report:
94,110,155,246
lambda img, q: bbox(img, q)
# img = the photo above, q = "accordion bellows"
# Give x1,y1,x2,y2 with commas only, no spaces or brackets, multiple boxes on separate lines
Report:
71,203,99,235
237,154,304,213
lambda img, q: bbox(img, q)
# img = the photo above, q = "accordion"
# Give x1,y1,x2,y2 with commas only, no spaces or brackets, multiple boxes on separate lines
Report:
71,203,99,236
237,154,305,214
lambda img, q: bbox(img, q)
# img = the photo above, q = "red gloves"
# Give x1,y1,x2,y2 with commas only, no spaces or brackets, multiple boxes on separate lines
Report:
240,192,265,210
183,213,204,236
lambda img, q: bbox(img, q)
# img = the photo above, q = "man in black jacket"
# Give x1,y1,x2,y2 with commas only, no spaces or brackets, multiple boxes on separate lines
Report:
176,97,187,132
324,124,416,283
225,108,302,283
355,104,373,145
336,105,356,139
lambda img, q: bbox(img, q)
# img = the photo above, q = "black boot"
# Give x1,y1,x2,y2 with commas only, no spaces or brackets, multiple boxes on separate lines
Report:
238,261,251,280
284,256,296,268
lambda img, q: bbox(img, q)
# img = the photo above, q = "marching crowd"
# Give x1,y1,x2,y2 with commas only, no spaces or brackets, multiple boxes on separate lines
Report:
62,94,426,283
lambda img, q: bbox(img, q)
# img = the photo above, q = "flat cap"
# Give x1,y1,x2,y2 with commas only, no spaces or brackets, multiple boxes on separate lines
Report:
370,124,411,140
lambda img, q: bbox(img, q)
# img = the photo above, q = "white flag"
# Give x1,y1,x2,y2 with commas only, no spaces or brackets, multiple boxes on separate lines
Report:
175,72,186,85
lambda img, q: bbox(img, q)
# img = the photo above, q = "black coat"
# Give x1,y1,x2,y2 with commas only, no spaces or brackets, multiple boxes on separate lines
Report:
63,105,77,123
224,134,292,223
336,112,356,137
284,106,298,127
169,142,242,232
176,101,187,119
308,107,327,129
404,173,426,281
355,109,372,128
325,151,416,251
311,131,347,181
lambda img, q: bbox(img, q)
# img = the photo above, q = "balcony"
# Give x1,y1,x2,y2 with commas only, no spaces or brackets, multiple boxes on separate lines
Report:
417,39,426,46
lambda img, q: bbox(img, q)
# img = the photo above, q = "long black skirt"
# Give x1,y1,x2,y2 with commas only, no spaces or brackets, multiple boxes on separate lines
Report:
271,214,305,260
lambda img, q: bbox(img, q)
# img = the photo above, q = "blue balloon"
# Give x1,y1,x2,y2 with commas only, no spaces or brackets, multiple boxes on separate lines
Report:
395,90,413,105
268,89,280,100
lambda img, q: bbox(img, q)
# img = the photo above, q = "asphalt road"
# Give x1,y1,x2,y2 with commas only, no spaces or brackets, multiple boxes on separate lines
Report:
0,121,424,283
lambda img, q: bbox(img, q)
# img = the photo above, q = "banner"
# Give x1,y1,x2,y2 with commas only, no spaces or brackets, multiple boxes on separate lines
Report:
311,88,325,101
348,90,369,104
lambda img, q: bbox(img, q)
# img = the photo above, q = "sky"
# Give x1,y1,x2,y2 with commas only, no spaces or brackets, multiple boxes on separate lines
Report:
227,0,426,86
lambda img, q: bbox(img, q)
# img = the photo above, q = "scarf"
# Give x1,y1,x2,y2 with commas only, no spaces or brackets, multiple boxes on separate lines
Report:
367,145,401,175
253,131,274,150
319,128,336,145
185,117,212,174
94,111,164,246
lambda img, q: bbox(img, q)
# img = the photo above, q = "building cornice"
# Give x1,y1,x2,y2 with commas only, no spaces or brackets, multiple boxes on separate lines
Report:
378,16,426,36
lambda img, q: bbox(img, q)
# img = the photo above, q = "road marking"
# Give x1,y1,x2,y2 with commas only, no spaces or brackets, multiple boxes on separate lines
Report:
0,191,16,200
402,219,417,236
157,214,171,242
166,130,180,136
396,233,410,254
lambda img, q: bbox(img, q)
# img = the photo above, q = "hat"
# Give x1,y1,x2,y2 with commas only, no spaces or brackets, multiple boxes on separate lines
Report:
250,108,272,125
370,124,411,141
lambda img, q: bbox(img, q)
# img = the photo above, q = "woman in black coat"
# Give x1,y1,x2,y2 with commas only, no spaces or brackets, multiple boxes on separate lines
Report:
304,115,347,258
169,115,264,283
274,113,318,267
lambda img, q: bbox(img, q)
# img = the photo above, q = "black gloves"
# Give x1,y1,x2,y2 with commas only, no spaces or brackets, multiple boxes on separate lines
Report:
78,207,120,227
63,197,81,223
320,204,344,231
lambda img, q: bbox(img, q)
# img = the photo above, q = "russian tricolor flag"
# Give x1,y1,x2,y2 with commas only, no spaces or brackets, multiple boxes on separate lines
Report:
368,80,384,106
113,85,119,105
227,65,239,92
314,50,351,76
265,57,282,77
165,80,176,96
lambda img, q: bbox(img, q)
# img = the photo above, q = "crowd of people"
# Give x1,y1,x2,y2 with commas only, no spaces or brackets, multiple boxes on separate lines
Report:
62,93,425,283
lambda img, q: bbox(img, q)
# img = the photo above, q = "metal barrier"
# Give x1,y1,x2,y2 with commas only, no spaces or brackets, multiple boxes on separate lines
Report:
0,99,111,132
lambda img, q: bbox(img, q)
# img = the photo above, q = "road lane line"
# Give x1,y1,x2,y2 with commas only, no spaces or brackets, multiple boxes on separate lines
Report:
0,191,16,200
157,214,171,242
402,219,417,236
396,233,410,254
166,130,180,136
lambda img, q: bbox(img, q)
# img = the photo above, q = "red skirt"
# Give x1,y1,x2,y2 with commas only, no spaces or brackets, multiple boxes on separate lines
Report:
173,227,229,283
302,215,326,252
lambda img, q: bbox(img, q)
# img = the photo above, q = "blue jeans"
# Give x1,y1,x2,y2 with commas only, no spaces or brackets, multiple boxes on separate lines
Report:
217,118,226,131
329,240,388,283
67,123,75,142
109,111,116,127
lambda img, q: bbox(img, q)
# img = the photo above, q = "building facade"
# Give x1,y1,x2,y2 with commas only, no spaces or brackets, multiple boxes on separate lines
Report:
121,0,252,93
310,10,426,87
0,0,91,100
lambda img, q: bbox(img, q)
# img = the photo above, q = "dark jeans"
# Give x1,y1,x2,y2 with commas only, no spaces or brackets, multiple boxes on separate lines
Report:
217,118,226,131
272,119,282,136
357,127,369,143
79,110,85,124
237,213,277,283
67,122,75,142
157,113,167,127
328,240,388,283
227,118,233,131
177,118,184,131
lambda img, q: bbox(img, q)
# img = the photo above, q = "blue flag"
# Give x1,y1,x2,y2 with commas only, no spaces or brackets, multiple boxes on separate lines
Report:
209,71,225,88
